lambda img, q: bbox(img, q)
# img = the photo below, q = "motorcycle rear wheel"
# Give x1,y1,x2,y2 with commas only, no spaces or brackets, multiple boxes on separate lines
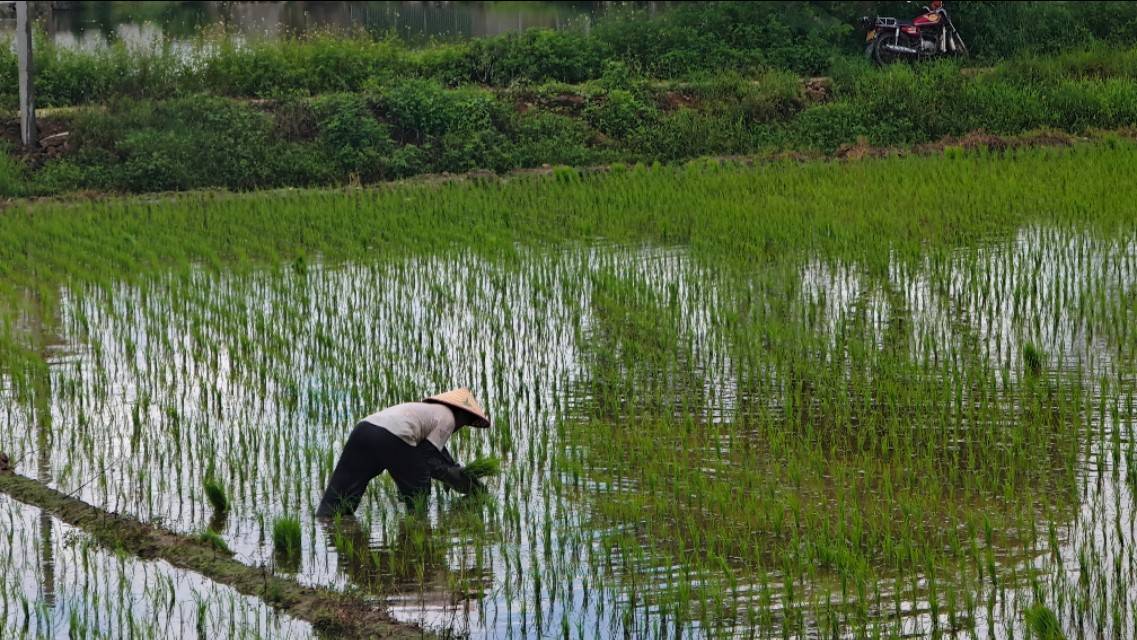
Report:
872,33,905,66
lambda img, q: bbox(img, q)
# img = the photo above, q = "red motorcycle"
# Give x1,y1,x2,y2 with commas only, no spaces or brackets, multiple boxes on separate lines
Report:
861,0,968,65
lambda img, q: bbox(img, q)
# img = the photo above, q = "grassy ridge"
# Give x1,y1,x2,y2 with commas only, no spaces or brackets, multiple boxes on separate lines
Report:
6,47,1137,196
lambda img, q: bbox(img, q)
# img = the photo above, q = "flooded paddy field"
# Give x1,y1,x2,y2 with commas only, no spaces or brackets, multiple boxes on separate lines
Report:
1,147,1136,638
0,494,311,638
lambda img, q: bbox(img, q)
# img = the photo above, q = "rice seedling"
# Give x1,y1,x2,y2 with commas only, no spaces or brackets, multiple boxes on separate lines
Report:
272,517,302,557
464,456,502,479
203,476,229,515
1023,341,1046,377
1024,603,1066,640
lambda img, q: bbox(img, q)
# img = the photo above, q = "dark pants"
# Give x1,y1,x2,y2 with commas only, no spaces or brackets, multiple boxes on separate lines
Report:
316,422,430,517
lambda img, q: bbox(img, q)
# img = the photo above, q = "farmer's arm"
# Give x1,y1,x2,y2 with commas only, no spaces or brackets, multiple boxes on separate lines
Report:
416,441,485,494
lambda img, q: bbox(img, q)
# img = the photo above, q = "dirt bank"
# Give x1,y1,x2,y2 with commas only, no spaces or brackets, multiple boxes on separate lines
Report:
0,465,431,640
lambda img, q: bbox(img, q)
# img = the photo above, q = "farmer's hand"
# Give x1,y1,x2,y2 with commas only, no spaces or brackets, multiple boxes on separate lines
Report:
440,466,486,495
460,469,487,495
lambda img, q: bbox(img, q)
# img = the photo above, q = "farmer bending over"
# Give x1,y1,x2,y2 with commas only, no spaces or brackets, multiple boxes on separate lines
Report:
317,388,490,517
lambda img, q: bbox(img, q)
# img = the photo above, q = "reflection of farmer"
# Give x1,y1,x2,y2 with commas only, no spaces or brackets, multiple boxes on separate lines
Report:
325,515,442,590
317,388,490,517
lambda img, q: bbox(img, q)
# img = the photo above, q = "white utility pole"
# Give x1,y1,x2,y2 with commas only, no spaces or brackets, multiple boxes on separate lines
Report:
16,1,37,148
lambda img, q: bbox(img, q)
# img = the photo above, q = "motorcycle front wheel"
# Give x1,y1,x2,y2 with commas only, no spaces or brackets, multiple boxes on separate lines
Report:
872,33,905,66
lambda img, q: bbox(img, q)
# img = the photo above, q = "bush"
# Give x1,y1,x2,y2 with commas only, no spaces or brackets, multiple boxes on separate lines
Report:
313,93,393,179
630,108,751,159
380,79,490,142
789,102,871,151
513,112,598,167
378,79,513,172
0,145,27,198
62,95,299,192
960,82,1046,134
584,89,657,139
465,28,606,85
386,144,428,179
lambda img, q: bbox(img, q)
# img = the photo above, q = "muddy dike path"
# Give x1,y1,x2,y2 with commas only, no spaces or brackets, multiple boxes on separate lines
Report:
0,461,431,639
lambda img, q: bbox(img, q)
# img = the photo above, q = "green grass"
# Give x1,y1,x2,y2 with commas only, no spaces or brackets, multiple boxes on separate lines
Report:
196,529,232,555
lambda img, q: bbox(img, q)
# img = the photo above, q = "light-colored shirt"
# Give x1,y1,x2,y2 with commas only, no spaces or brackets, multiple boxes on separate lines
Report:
362,402,457,450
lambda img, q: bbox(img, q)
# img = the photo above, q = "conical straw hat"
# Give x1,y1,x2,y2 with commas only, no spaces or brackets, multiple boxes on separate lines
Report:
423,387,490,428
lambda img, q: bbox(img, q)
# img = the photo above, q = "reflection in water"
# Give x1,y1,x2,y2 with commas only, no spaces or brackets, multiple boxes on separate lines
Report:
29,290,58,614
323,495,496,635
0,1,627,51
0,495,312,638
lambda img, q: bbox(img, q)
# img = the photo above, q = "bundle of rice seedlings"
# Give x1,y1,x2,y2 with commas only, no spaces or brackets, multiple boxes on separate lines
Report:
204,477,229,514
463,456,502,479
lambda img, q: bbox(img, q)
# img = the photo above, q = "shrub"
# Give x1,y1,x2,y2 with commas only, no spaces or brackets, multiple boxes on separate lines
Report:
380,79,493,143
312,93,393,179
465,28,606,85
386,144,428,179
630,108,750,159
0,145,27,198
513,112,598,167
789,102,871,151
584,89,657,139
59,95,296,192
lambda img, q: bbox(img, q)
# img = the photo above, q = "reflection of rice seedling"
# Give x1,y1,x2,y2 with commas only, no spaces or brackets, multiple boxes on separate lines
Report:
464,456,501,479
1023,342,1045,376
1127,451,1136,491
197,529,232,555
203,477,229,514
1024,603,1065,639
272,517,302,556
